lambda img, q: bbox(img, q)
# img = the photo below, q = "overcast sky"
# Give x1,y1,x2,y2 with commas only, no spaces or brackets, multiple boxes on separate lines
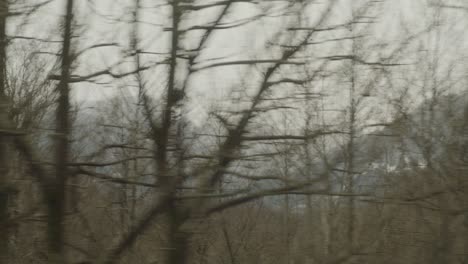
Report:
8,0,468,129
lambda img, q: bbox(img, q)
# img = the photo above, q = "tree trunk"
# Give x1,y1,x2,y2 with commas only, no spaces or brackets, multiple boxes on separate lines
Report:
0,0,10,262
167,205,188,264
49,0,74,262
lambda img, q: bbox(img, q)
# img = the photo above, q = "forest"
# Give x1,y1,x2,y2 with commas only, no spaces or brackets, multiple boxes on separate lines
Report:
1,0,468,263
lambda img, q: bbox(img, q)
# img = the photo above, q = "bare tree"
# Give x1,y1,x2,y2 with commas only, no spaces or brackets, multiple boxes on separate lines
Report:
0,0,10,262
3,1,468,264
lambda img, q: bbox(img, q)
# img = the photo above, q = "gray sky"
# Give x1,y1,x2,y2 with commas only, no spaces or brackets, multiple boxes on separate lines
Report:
8,0,468,129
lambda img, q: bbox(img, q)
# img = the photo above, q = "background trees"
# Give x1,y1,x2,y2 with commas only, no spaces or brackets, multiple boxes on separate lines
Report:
1,0,468,263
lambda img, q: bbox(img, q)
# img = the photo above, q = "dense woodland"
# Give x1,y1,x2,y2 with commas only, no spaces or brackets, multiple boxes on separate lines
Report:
1,0,468,263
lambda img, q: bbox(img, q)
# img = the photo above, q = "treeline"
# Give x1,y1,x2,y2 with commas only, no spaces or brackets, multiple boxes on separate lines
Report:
0,0,468,263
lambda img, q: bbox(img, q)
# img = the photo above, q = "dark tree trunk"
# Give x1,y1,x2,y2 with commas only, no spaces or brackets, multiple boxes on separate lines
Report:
49,0,74,262
0,0,10,262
